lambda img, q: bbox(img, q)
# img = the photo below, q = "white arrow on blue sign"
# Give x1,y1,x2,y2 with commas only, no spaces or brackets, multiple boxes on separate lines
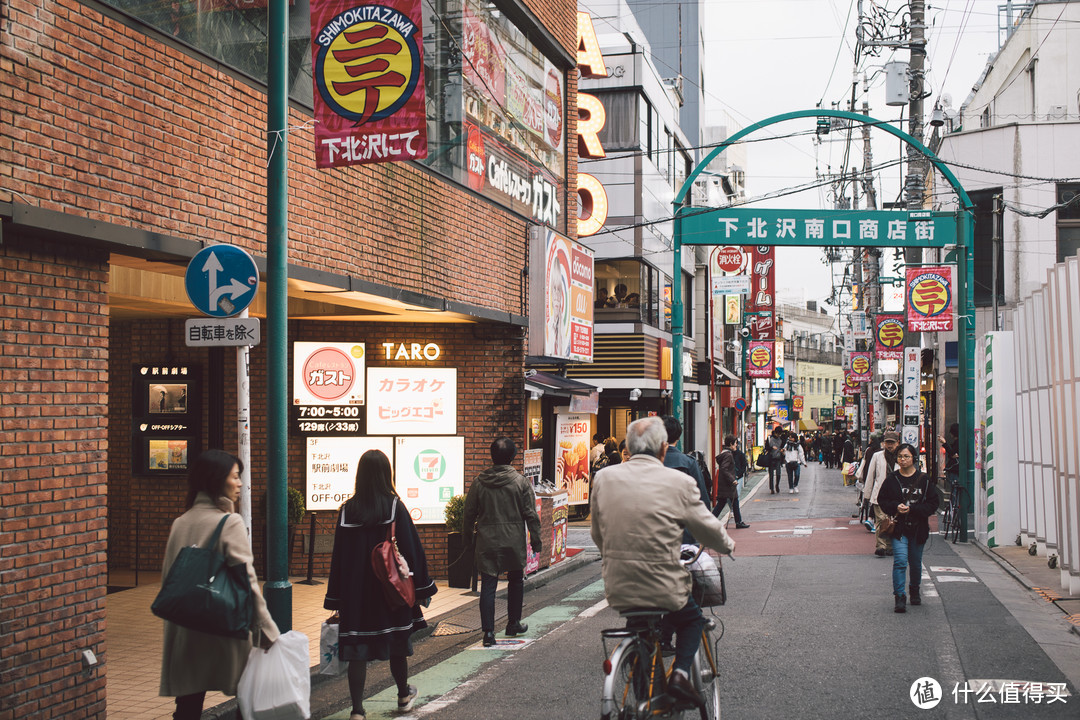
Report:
185,244,259,317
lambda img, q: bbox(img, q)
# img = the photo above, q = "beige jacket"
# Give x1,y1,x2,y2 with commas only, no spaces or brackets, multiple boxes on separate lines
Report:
159,493,280,698
865,451,898,506
590,454,735,612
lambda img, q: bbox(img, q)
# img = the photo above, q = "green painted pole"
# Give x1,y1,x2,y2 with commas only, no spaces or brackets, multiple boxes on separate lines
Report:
957,209,976,541
264,0,292,630
673,210,684,429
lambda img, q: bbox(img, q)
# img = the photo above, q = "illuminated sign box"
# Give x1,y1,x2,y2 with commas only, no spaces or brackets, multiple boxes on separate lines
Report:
366,367,457,435
394,436,465,524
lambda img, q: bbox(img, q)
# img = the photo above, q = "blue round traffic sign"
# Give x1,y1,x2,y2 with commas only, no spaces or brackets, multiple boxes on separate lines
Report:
184,245,259,317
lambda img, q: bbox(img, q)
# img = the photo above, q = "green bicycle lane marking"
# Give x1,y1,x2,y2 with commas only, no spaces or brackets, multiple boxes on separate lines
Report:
320,578,606,719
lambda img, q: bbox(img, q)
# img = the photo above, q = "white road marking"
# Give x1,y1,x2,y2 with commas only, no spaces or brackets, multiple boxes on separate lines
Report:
579,598,609,618
929,566,970,573
936,576,980,583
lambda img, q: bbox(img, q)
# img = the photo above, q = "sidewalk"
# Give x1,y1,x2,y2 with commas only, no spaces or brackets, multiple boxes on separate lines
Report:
104,554,592,719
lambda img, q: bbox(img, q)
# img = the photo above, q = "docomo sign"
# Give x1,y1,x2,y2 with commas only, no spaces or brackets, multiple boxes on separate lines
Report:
576,12,608,237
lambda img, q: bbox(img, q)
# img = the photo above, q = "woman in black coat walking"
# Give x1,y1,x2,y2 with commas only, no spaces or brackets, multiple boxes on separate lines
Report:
877,443,940,614
325,449,437,720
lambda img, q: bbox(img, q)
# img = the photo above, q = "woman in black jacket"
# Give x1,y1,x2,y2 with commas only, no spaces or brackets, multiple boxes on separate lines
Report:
325,449,437,720
877,443,939,614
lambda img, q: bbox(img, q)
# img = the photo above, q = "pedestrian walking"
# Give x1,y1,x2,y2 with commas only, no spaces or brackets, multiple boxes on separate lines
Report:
783,432,807,493
662,416,713,543
940,423,960,486
864,431,900,556
159,450,280,720
714,434,750,528
877,443,940,613
840,431,857,466
324,449,437,720
462,437,543,648
855,433,882,520
765,425,786,493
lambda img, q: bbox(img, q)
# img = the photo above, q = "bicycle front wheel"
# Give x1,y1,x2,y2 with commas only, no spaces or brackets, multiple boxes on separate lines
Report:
601,640,650,720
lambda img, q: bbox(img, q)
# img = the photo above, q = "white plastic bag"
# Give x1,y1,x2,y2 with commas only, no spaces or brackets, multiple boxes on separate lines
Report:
681,544,726,607
238,630,311,720
317,621,343,676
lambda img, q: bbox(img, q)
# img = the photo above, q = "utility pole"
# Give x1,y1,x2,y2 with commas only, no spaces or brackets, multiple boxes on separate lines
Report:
861,92,883,431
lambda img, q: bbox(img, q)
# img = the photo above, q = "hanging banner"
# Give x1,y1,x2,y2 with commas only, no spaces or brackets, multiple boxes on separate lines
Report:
906,266,954,332
792,395,804,413
842,370,862,396
902,346,921,445
874,313,905,360
747,340,775,379
310,0,428,168
850,351,873,382
748,246,775,339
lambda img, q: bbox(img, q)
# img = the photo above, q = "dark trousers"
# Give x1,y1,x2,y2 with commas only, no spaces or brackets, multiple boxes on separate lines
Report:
713,491,743,524
768,462,783,491
479,569,524,633
660,597,706,675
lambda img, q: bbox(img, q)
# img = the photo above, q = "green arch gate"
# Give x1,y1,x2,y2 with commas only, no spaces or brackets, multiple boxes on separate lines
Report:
670,110,975,540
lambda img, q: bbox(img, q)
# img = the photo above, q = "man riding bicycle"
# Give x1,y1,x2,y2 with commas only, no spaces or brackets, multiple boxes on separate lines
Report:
590,416,736,707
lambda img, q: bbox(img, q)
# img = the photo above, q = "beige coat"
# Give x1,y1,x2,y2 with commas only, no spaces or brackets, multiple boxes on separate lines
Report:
864,451,898,506
159,493,280,698
590,454,735,612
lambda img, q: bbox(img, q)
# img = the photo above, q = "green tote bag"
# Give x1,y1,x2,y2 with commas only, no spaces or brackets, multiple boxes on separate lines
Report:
151,513,253,639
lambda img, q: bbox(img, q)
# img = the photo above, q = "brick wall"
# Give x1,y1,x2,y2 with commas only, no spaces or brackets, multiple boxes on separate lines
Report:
108,318,525,580
0,236,110,720
1,0,579,310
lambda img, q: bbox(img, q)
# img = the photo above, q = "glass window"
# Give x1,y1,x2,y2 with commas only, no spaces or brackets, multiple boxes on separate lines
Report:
594,259,646,322
970,188,1004,307
832,379,837,395
98,0,569,232
595,91,639,151
640,96,652,158
1057,183,1080,263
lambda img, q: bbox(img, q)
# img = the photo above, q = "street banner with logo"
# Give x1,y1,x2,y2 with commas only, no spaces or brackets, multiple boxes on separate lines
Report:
747,340,775,379
310,0,428,168
874,313,905,360
555,413,591,505
842,370,862,396
850,351,873,382
792,395,804,413
902,346,921,445
906,266,954,332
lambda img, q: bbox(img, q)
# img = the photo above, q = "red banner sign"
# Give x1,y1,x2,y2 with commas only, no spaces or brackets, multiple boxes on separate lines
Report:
906,266,954,332
747,246,775,339
850,351,873,382
792,395,804,412
874,313,905,360
747,341,775,379
310,0,428,168
842,370,862,396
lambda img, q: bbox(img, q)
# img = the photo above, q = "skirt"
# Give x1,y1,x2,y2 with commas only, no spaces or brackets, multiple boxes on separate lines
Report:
339,628,414,662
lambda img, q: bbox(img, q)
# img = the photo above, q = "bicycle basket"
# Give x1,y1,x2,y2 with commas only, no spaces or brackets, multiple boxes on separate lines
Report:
689,552,726,607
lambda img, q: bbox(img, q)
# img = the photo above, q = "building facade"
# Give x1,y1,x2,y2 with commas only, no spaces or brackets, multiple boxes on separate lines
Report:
0,0,579,716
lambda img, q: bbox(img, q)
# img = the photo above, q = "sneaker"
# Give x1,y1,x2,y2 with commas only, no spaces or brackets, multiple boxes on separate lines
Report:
909,587,922,606
789,488,794,494
397,685,418,712
795,487,800,493
863,520,875,532
735,522,751,529
875,548,886,557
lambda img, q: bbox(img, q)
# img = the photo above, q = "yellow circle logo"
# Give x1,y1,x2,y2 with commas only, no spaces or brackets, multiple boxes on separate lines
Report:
852,356,870,375
908,275,951,318
750,346,772,368
314,7,421,124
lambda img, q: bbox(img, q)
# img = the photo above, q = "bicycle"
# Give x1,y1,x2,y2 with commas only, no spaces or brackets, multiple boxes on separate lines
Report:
939,480,964,542
599,547,723,720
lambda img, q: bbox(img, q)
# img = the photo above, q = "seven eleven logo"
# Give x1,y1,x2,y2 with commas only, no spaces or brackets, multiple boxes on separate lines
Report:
415,451,445,482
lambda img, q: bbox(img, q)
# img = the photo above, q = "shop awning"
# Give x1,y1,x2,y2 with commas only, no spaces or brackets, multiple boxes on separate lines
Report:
714,364,741,383
525,372,596,397
798,418,820,432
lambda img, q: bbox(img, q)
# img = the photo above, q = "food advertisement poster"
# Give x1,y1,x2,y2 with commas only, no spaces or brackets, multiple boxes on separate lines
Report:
551,493,568,563
554,413,590,505
529,228,594,362
525,495,542,574
366,367,456,435
394,436,465,524
305,436,394,511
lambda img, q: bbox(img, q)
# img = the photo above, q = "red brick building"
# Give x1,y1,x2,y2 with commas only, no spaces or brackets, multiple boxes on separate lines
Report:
0,0,579,716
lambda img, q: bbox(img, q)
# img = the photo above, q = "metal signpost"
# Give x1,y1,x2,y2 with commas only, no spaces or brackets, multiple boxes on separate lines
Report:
185,244,260,536
672,109,975,540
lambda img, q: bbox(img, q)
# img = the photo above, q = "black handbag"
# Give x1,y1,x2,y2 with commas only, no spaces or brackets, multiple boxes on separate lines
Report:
151,514,253,638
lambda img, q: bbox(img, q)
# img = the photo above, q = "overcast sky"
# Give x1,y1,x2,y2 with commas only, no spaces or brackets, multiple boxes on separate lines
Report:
698,0,1004,308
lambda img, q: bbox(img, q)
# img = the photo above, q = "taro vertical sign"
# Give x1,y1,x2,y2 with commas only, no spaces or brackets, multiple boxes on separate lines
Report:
310,0,428,168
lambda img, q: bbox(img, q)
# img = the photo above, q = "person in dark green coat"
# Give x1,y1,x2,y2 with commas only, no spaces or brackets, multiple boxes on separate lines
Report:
463,437,543,647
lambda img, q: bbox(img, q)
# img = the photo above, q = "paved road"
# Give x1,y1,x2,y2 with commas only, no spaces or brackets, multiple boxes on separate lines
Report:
304,461,1080,719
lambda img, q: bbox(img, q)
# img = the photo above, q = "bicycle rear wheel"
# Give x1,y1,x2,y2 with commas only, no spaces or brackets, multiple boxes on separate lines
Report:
602,641,650,720
939,502,953,538
693,626,721,720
